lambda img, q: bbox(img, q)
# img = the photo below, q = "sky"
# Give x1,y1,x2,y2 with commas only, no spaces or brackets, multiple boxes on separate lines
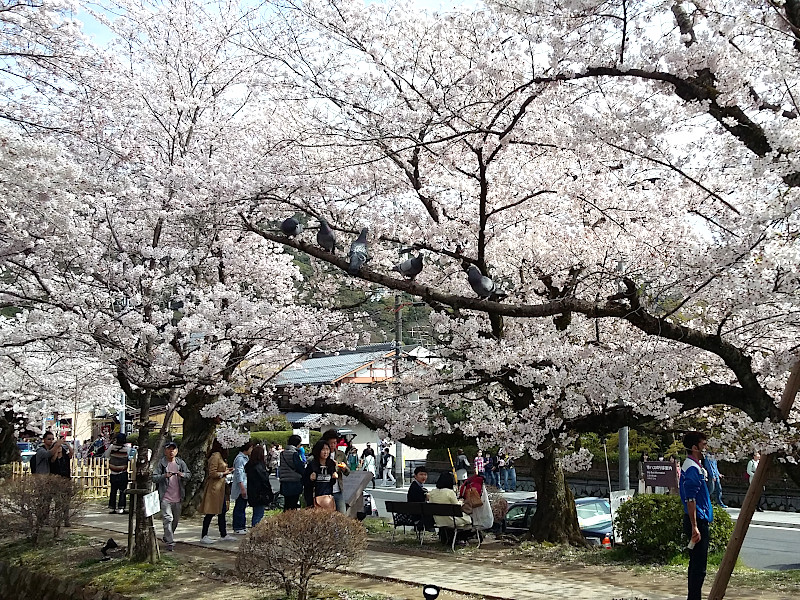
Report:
77,0,476,45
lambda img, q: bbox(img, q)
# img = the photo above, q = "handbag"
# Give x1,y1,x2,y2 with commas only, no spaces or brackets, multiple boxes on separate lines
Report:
313,494,336,511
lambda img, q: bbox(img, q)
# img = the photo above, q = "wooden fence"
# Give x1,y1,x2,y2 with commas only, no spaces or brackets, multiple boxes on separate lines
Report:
10,457,136,499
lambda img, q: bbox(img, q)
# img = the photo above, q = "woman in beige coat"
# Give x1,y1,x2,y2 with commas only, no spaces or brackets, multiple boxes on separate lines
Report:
199,439,233,544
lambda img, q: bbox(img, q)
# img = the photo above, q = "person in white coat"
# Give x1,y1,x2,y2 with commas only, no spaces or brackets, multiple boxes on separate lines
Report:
382,448,396,486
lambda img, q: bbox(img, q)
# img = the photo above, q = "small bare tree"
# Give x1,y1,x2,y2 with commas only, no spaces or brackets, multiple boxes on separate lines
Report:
236,509,368,600
0,474,84,544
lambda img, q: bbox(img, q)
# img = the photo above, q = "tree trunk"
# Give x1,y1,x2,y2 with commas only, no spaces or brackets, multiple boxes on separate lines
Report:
131,391,156,563
0,411,21,464
178,390,217,517
529,444,588,546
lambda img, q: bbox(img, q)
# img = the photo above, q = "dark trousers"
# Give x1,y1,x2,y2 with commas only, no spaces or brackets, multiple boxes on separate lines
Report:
108,472,128,510
232,496,248,531
283,493,301,511
683,513,710,600
201,502,228,538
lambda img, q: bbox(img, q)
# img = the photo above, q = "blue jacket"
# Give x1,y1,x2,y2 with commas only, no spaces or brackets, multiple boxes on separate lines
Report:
231,451,249,500
680,457,714,522
704,456,720,482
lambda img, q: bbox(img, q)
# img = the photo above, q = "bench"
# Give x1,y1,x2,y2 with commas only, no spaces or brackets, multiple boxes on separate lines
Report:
384,501,483,551
424,503,483,551
384,501,426,543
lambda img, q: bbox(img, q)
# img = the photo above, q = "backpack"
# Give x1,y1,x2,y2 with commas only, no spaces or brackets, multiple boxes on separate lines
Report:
459,475,485,514
29,453,38,474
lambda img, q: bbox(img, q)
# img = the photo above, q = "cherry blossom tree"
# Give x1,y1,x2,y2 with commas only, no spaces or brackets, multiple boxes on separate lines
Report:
237,0,800,544
0,0,354,560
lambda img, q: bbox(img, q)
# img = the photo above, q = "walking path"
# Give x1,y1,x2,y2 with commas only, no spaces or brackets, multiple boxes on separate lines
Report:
75,506,800,600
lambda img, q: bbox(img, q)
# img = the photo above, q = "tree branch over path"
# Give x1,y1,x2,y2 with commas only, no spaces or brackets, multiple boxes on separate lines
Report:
241,215,781,424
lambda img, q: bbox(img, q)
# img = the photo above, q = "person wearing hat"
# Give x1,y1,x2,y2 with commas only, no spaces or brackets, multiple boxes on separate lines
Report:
152,441,191,551
104,433,131,514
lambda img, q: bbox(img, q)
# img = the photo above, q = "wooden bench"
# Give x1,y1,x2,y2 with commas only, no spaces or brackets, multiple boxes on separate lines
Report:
384,501,483,551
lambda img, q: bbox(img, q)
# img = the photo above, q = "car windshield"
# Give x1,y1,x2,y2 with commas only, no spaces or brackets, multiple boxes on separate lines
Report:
576,500,611,527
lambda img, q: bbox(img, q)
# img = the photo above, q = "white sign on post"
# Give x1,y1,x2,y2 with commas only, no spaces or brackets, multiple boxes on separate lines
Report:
292,428,310,445
610,489,635,544
143,490,161,518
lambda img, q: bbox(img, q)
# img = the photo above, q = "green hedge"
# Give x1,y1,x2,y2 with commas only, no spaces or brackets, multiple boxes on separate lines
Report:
126,430,320,450
250,430,321,448
614,494,734,561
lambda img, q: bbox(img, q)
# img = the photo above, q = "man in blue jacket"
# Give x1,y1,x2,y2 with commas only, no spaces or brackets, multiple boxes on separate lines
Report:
704,453,727,508
680,431,714,600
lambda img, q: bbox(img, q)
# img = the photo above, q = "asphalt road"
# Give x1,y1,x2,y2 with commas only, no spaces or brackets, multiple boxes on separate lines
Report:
366,484,800,571
738,522,800,570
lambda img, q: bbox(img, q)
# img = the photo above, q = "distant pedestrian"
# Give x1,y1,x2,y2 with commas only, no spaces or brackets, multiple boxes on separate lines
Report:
279,434,305,510
198,439,233,544
245,444,273,527
231,441,253,534
104,433,130,514
362,451,377,489
455,449,470,482
361,443,375,460
152,441,190,551
679,431,714,600
382,448,396,487
347,446,359,472
322,429,350,513
33,431,62,475
303,440,337,511
747,450,765,511
474,451,485,478
499,452,517,492
703,453,726,508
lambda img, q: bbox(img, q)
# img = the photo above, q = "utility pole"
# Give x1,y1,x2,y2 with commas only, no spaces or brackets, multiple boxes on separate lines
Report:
619,426,629,491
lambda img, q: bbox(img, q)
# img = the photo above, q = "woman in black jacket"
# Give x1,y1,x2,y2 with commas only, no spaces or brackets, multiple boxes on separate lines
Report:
245,444,273,526
303,440,338,510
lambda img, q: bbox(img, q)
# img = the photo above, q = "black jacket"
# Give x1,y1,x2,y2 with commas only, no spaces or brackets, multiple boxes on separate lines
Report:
245,462,273,507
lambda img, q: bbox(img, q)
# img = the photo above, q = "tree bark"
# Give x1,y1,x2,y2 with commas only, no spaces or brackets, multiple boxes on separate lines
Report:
0,411,21,464
178,390,217,516
529,444,588,546
131,390,156,563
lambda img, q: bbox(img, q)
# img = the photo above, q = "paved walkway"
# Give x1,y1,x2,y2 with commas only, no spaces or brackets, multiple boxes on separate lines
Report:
75,507,800,600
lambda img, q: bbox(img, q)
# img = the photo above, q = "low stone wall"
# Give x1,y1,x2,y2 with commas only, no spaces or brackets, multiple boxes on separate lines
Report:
0,560,130,600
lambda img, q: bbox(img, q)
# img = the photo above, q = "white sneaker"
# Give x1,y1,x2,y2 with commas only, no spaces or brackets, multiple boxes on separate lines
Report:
233,529,247,535
200,536,215,544
116,508,124,514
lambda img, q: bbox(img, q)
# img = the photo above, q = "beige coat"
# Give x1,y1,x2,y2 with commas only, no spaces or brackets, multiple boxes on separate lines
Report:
198,452,228,515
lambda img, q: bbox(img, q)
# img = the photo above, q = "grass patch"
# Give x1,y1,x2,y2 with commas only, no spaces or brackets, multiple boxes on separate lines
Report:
88,556,179,595
362,517,391,534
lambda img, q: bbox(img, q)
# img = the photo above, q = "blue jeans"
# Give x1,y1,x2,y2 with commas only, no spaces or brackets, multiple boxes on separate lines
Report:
501,467,516,491
251,504,265,526
333,491,346,514
232,495,248,531
484,468,495,487
711,479,725,506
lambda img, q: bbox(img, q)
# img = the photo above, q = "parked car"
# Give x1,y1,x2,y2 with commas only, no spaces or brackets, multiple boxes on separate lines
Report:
500,496,614,546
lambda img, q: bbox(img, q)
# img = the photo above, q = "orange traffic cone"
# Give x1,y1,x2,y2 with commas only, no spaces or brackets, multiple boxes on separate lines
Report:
602,535,612,549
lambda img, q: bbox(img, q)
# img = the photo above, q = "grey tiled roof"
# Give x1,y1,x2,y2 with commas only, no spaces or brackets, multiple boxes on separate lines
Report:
275,346,400,386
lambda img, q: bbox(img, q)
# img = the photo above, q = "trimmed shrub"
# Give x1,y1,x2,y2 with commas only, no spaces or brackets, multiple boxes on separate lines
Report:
614,493,734,561
0,474,85,544
236,508,367,600
249,430,321,449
